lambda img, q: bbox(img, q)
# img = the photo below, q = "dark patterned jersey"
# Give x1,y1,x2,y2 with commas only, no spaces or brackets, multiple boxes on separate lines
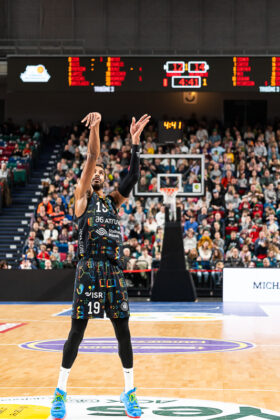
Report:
76,192,125,269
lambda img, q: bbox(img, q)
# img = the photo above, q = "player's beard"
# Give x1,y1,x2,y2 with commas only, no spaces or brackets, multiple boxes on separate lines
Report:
92,180,104,191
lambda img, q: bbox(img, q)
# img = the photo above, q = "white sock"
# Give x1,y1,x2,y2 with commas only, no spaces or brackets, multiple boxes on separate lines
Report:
123,368,134,393
57,367,71,393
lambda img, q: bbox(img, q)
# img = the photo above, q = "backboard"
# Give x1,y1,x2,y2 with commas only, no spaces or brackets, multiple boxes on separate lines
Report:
134,154,205,198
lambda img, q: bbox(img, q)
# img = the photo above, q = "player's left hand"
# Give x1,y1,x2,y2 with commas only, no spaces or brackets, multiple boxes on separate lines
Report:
130,114,151,145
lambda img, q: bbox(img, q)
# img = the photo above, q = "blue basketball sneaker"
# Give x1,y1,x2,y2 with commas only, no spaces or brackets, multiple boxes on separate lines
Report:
51,388,67,419
120,387,142,418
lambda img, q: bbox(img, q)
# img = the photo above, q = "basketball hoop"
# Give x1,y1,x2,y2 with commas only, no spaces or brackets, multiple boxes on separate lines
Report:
160,187,179,205
160,187,179,221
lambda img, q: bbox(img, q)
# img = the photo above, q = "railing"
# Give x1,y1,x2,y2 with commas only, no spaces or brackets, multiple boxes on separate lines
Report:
0,39,85,56
1,40,280,57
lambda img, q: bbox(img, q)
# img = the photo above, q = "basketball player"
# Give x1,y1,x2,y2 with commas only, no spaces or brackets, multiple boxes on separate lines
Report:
51,112,150,419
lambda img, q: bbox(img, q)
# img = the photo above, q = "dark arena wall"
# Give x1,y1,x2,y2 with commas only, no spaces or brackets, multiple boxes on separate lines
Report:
4,91,280,125
1,269,75,301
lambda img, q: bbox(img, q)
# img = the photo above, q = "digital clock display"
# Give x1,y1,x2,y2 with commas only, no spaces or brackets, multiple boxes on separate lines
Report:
7,56,280,93
159,121,183,143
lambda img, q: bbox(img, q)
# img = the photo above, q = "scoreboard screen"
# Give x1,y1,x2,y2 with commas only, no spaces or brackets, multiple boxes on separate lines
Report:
7,56,280,93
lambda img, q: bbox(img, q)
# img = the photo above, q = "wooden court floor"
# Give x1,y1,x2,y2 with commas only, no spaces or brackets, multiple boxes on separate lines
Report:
0,302,280,415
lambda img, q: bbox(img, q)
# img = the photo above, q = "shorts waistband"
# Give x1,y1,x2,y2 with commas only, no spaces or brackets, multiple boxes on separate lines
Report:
78,257,119,266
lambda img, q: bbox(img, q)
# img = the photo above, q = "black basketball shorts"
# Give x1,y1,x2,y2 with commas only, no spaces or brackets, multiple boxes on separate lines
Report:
71,259,130,319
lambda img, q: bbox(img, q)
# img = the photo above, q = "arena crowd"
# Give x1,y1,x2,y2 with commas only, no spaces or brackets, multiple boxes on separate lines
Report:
2,116,280,287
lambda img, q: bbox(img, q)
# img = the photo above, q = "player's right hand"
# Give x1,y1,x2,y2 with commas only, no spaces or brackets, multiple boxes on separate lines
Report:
81,112,102,128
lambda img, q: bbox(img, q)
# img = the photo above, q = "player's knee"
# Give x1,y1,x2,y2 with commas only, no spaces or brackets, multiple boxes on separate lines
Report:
69,329,84,344
113,319,131,343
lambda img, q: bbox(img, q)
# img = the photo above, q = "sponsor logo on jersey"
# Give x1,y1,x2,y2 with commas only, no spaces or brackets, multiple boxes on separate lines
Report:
19,337,254,354
120,301,129,311
0,396,279,419
96,228,108,236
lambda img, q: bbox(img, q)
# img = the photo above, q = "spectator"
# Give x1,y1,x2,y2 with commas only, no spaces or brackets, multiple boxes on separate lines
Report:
43,221,59,242
0,260,11,269
155,205,165,227
262,258,270,268
225,248,244,267
19,258,35,269
63,253,76,269
37,244,50,261
210,190,225,212
137,247,153,269
44,259,53,270
184,215,198,233
50,205,65,226
183,229,197,254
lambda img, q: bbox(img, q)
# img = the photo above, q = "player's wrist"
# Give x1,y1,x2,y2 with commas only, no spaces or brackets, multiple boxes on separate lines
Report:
131,144,140,151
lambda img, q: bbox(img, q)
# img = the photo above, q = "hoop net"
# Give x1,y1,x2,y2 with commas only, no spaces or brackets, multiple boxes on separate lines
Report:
160,187,179,206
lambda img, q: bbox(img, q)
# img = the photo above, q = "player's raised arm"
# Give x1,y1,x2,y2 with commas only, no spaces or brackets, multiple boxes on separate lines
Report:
110,114,151,208
75,112,101,201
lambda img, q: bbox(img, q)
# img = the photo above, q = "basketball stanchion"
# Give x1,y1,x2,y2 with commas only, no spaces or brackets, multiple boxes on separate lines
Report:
151,187,197,302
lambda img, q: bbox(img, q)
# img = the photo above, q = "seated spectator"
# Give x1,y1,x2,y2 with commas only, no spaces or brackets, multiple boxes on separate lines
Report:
209,190,225,212
19,258,34,269
187,248,200,270
260,169,273,187
213,231,225,250
198,239,212,262
129,223,142,241
123,248,135,270
254,238,269,259
183,229,197,254
211,248,223,265
137,247,153,269
22,143,32,157
23,238,38,255
267,249,278,267
212,261,224,287
61,144,74,160
51,246,61,262
225,247,244,267
68,243,76,260
239,244,252,264
262,258,271,268
184,215,198,233
37,244,50,261
37,196,53,215
197,206,208,224
26,249,38,268
44,259,53,270
0,260,11,269
264,183,277,204
11,143,22,157
225,231,240,251
58,227,69,243
50,205,65,226
43,221,59,242
63,253,76,269
155,205,165,227
152,251,161,269
144,215,157,233
267,214,279,234
32,222,44,241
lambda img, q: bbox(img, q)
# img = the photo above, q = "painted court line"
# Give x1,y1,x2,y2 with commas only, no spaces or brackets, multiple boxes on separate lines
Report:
0,386,279,392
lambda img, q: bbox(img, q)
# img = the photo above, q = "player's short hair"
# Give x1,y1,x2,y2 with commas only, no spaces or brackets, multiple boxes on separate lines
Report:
95,162,105,170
